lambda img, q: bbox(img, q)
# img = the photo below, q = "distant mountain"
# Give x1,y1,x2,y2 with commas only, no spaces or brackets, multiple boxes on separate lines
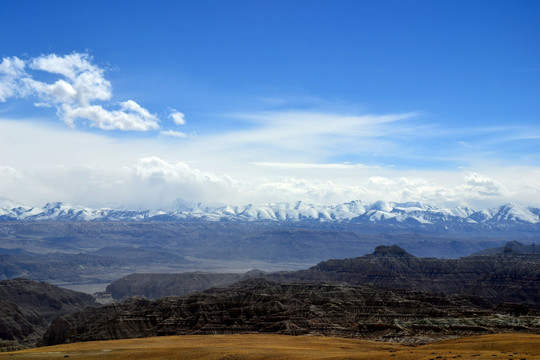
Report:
472,240,540,255
1,199,539,230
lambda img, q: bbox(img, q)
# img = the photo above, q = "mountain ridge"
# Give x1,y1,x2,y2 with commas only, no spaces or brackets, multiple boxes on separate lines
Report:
268,244,540,309
1,199,539,230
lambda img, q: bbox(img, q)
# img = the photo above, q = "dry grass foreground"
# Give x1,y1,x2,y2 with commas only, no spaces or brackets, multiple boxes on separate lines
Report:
1,333,539,360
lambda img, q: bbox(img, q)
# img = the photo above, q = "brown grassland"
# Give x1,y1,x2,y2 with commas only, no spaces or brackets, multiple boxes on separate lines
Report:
1,333,539,360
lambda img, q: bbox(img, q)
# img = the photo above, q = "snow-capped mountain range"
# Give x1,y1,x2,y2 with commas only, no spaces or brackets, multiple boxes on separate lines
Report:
1,198,539,227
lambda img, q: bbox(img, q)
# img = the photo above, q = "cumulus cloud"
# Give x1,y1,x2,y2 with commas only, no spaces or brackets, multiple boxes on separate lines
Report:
28,53,112,105
133,157,234,184
0,52,162,131
169,110,186,125
61,102,159,131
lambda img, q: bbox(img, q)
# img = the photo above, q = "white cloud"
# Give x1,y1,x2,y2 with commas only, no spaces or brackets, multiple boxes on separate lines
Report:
460,173,507,198
190,110,424,165
62,102,159,131
28,53,112,105
30,53,97,80
0,56,28,101
0,57,26,78
0,52,162,131
160,130,187,138
133,157,233,184
28,78,78,104
232,111,420,141
169,110,186,125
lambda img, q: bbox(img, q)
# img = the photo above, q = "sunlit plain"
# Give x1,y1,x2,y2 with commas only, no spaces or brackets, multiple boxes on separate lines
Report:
2,334,539,360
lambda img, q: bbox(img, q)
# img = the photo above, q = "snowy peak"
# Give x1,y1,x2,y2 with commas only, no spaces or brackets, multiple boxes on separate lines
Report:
0,198,29,216
468,203,539,224
489,203,539,223
0,198,539,228
369,200,394,212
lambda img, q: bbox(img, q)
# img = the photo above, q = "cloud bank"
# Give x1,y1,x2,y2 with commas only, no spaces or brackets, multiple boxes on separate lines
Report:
1,52,539,210
0,154,535,210
0,118,537,210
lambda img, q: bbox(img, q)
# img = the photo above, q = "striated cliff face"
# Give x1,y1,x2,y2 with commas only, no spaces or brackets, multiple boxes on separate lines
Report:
42,278,539,346
0,278,97,350
269,244,540,308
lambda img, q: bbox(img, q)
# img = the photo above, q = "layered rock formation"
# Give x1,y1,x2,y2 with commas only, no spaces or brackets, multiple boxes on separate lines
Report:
269,244,540,309
42,278,539,346
0,278,97,350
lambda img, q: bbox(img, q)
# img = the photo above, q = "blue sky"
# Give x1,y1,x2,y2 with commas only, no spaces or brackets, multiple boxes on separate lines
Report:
1,1,539,209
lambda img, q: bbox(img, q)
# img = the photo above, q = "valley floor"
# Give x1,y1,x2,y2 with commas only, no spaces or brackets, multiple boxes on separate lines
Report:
1,333,539,360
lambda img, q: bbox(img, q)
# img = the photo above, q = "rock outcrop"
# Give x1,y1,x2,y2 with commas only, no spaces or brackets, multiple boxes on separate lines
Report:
0,278,97,350
42,278,539,346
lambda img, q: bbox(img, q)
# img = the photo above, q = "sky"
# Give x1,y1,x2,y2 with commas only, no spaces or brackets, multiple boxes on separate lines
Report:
0,0,539,210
